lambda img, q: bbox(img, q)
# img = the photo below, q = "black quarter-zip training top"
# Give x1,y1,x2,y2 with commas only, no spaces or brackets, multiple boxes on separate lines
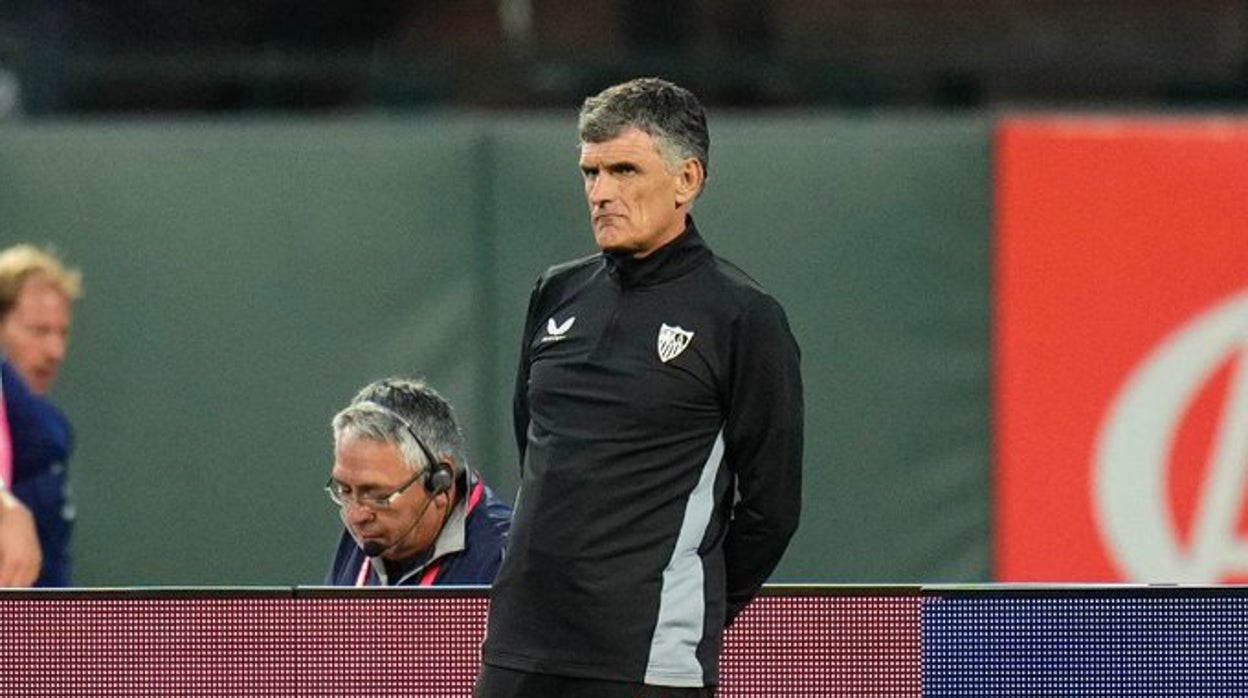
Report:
482,219,804,687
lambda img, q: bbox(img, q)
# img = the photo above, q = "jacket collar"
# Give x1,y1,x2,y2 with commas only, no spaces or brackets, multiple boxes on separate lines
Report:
604,216,711,288
374,469,476,585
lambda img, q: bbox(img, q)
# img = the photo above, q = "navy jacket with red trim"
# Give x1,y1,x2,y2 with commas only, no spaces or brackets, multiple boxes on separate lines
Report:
324,470,512,586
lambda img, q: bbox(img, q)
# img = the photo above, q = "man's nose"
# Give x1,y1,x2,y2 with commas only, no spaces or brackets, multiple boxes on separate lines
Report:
343,501,375,525
44,334,67,364
588,174,615,203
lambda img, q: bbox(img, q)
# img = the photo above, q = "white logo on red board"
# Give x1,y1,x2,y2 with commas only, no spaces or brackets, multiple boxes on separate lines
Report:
1095,290,1248,582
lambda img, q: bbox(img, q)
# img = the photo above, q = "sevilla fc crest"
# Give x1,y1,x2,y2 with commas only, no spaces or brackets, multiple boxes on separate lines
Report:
657,323,694,363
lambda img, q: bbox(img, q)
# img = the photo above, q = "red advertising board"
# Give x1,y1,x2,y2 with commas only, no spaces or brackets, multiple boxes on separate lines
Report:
995,117,1248,582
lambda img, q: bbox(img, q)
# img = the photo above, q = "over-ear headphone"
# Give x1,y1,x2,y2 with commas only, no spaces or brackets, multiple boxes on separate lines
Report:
363,400,453,496
423,459,454,496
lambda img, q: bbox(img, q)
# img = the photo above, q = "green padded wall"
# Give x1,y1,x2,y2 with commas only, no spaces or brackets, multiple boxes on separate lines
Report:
0,114,990,585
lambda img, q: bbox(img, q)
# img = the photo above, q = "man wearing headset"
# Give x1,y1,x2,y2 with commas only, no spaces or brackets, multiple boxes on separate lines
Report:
324,378,512,586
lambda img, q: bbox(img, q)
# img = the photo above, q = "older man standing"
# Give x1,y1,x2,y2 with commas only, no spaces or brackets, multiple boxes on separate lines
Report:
476,77,804,698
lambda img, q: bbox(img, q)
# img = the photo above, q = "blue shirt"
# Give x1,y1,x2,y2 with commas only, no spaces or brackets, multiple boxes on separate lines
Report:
2,361,75,587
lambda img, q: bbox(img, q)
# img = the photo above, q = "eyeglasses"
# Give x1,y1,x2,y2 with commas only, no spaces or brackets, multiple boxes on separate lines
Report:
326,401,445,511
324,469,426,511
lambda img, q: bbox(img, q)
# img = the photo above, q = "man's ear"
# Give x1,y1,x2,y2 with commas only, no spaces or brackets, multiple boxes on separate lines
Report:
435,457,459,507
674,159,705,205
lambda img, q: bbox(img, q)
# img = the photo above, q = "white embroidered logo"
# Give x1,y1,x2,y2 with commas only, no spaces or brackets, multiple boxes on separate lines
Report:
542,316,575,342
657,323,694,363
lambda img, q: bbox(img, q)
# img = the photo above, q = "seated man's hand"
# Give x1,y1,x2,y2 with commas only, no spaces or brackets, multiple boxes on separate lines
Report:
0,490,42,587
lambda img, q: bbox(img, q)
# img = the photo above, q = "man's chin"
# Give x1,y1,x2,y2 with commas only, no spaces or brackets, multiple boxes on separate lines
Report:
352,532,382,548
594,230,631,254
28,374,54,395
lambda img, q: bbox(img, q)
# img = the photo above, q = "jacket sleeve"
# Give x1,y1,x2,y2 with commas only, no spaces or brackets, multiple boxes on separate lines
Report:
512,277,544,473
721,294,804,625
0,366,10,487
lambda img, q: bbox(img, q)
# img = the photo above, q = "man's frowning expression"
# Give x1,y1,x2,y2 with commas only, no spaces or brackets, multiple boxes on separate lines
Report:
579,127,702,258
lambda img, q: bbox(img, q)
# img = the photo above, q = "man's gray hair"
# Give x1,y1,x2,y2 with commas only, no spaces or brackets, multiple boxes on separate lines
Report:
331,378,467,474
578,77,710,181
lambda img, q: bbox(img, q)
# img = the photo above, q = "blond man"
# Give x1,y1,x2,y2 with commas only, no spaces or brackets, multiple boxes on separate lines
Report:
0,244,82,586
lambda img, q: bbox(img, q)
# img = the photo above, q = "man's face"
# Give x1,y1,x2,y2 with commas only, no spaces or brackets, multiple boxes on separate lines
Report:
0,278,72,395
329,436,442,562
579,127,696,258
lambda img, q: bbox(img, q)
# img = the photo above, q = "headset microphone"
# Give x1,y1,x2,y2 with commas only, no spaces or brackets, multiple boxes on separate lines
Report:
361,487,433,558
359,466,453,558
